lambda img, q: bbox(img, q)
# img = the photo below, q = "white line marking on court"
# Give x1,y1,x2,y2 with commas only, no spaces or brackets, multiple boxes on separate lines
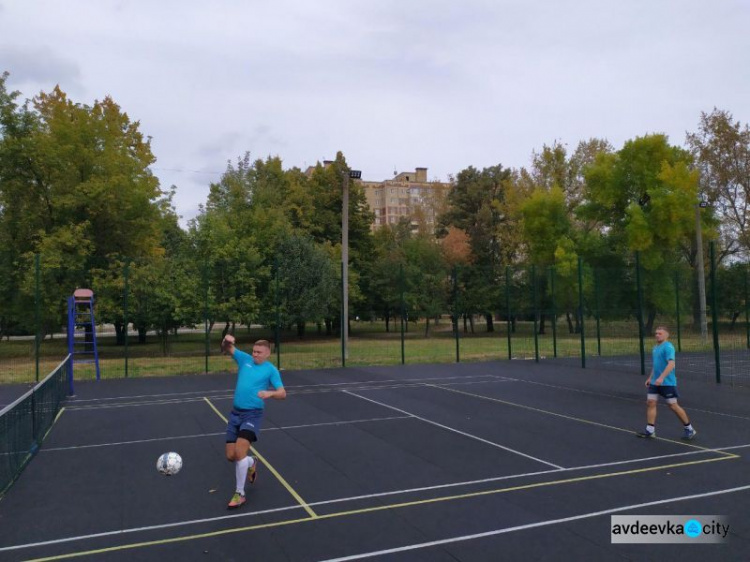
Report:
315,484,750,562
493,375,750,422
343,390,564,469
40,432,224,451
3,445,744,553
63,379,511,411
37,416,415,452
66,375,498,404
0,503,305,553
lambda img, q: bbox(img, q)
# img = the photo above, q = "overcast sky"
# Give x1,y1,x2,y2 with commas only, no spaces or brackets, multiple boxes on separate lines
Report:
2,0,748,226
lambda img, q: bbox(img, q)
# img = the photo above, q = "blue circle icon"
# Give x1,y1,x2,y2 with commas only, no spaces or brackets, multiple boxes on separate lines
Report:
684,519,702,538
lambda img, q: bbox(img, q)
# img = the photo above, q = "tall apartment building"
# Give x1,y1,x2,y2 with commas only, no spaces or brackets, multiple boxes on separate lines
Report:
361,167,450,231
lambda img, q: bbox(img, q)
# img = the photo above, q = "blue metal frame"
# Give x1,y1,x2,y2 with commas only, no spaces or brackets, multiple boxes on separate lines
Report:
67,292,101,383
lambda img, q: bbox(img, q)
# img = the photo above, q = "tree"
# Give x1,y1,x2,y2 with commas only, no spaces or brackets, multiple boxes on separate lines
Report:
578,134,700,332
274,235,338,337
0,75,167,335
686,108,750,260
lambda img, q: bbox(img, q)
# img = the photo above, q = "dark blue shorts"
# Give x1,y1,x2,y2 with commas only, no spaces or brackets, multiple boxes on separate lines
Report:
226,408,264,443
647,385,679,403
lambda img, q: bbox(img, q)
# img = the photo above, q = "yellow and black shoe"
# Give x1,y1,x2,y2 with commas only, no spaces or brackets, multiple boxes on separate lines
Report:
247,456,259,484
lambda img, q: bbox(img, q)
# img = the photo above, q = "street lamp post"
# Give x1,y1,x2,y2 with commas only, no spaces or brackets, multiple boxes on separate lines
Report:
696,194,709,344
342,169,361,363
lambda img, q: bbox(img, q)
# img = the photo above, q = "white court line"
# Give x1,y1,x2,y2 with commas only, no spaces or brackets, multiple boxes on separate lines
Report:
494,375,750,422
3,444,744,553
316,484,750,562
64,379,511,411
38,416,413,452
66,375,499,404
343,390,564,469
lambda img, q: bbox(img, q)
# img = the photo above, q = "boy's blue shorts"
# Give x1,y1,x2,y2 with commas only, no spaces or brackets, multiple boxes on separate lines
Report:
647,385,679,403
226,407,264,443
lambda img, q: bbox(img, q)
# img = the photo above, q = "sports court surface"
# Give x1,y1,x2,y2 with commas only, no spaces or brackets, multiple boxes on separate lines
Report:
0,361,748,561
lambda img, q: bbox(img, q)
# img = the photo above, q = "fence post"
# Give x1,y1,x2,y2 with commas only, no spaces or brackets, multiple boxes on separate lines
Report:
453,266,460,363
275,256,281,368
578,257,586,368
674,270,682,352
709,241,721,383
341,262,345,368
532,265,539,363
505,266,512,360
123,260,129,378
203,259,209,374
635,252,646,376
745,265,749,350
400,263,405,365
594,267,601,356
550,266,557,358
35,253,40,382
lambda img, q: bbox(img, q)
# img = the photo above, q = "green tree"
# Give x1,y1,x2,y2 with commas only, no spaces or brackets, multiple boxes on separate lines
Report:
0,75,167,336
578,134,700,332
274,235,338,337
686,108,750,260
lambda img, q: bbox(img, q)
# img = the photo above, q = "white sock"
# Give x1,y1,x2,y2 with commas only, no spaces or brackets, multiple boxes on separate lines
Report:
235,456,250,494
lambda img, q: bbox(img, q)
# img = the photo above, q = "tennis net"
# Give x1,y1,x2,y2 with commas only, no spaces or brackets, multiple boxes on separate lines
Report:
0,355,72,497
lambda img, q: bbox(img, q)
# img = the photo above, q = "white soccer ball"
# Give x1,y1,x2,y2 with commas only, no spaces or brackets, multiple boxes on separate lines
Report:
156,452,183,476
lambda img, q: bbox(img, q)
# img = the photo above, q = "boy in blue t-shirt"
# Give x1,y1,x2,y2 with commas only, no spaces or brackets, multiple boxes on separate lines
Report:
636,326,696,440
221,335,286,509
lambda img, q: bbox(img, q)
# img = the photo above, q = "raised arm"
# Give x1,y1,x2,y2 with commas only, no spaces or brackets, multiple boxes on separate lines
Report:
221,334,236,356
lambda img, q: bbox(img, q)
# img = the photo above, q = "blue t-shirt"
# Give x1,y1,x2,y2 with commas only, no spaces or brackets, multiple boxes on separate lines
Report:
651,341,677,386
232,349,284,410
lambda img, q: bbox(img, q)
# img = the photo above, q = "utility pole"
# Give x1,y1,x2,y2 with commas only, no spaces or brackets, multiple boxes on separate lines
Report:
342,168,361,361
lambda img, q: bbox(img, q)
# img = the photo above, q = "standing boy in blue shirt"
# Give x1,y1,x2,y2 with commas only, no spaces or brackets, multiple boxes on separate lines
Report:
637,326,696,440
221,335,286,509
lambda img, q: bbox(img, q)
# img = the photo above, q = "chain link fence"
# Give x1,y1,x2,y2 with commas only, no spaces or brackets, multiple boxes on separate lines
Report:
1,243,748,388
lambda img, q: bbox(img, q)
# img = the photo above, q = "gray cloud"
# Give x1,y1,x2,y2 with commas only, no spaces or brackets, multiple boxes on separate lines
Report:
1,0,748,228
0,46,83,94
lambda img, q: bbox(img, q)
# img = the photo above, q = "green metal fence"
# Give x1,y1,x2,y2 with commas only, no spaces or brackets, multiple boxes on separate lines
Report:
1,243,748,387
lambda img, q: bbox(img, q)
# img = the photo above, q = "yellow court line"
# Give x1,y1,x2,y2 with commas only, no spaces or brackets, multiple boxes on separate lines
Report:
428,384,739,458
202,397,318,518
26,454,738,562
42,407,66,442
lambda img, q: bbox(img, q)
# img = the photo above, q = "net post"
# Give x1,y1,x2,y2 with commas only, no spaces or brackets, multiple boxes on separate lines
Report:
66,354,74,396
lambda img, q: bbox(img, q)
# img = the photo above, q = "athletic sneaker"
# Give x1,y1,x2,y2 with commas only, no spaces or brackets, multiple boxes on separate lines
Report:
636,429,656,439
247,455,259,484
227,492,246,509
682,428,697,440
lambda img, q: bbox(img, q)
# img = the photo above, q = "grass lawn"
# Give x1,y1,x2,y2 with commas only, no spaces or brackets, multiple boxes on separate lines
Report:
1,317,748,385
